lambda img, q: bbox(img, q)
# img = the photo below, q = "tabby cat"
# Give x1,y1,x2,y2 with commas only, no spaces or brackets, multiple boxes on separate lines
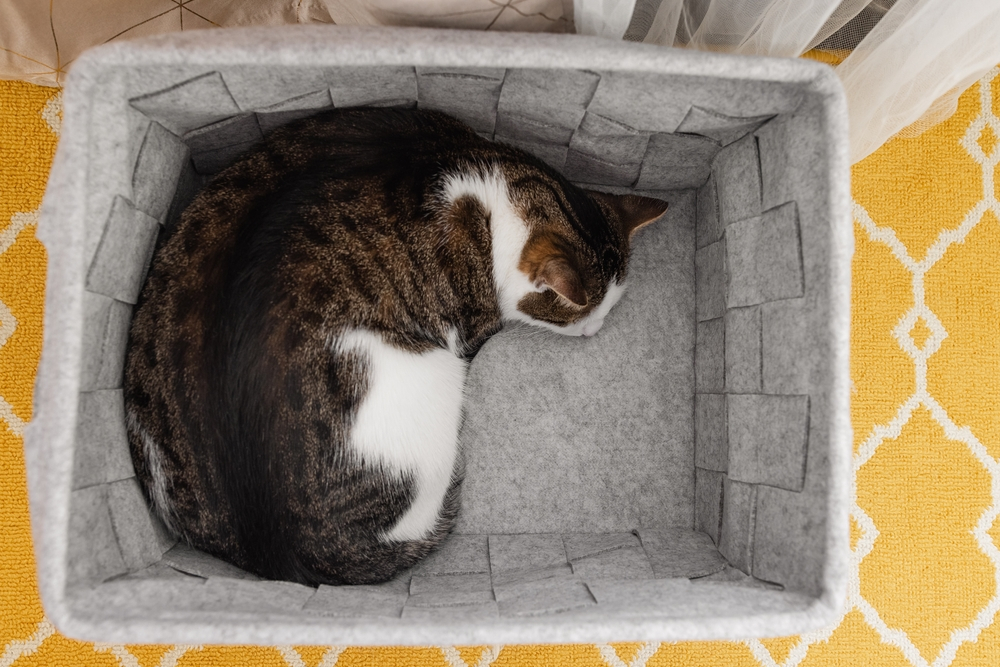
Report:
124,107,667,585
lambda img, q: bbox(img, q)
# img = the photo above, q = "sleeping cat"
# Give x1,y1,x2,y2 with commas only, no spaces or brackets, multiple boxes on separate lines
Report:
124,107,667,586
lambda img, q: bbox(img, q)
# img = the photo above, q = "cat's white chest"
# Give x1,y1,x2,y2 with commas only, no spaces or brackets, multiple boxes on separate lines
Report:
333,329,466,542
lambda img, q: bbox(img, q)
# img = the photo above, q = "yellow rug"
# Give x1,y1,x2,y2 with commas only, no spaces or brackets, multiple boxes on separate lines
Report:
2,66,1000,665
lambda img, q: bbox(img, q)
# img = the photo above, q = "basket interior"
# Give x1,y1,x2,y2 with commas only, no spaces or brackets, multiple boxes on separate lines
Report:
64,61,832,627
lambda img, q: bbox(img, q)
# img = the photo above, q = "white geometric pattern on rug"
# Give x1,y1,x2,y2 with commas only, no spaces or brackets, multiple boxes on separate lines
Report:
597,642,660,667
0,621,54,667
442,646,502,667
0,87,59,667
5,66,1000,667
845,65,1000,667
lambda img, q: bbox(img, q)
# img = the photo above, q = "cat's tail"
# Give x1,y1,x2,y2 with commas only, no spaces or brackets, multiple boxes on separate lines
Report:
241,465,465,587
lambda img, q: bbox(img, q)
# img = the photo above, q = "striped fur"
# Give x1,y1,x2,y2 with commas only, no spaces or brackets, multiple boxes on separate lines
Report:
124,108,666,585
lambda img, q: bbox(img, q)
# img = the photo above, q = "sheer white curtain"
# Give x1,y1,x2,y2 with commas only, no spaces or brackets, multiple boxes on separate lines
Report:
575,0,1000,163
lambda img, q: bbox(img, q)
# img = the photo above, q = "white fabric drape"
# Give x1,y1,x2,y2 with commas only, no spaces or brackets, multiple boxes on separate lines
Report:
4,0,996,162
573,0,637,38
318,0,573,32
837,0,1000,161
575,0,1000,163
681,0,844,56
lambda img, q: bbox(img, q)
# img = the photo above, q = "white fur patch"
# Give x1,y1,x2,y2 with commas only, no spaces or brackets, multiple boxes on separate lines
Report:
502,281,627,337
567,279,628,337
496,279,627,338
333,329,466,542
440,168,626,338
126,410,176,535
440,170,541,323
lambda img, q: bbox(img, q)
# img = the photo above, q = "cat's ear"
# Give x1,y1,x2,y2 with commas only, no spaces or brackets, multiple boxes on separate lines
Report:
588,191,668,239
520,234,588,307
537,257,588,307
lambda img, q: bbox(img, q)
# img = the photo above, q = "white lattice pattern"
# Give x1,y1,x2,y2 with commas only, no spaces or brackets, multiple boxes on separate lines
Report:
4,65,1000,667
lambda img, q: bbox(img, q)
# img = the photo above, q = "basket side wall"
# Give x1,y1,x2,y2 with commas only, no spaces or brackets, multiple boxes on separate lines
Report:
29,28,849,644
693,93,842,597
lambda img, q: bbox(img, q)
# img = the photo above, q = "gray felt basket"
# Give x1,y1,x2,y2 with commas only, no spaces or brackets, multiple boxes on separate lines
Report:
27,26,852,645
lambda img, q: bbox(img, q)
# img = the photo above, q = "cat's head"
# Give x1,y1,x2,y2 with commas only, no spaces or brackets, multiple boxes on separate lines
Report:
508,186,667,337
442,162,667,338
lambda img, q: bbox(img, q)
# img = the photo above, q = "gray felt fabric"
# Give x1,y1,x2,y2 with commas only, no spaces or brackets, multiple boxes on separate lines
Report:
85,196,160,305
761,298,814,395
161,543,260,581
409,573,493,595
489,534,568,574
67,579,209,616
696,173,722,249
490,563,575,588
586,73,802,137
79,292,132,391
636,132,720,190
217,67,330,111
676,106,773,147
124,107,153,194
256,89,333,134
695,318,725,393
68,486,128,586
563,532,642,561
414,534,491,575
119,561,206,582
261,88,332,113
636,529,727,579
495,577,596,617
694,468,724,544
570,113,650,167
130,71,242,135
417,67,504,134
726,202,804,307
584,578,693,614
200,578,315,614
184,114,265,173
183,114,263,155
495,68,599,144
753,485,829,592
72,389,135,490
82,70,142,272
191,140,261,174
570,547,655,580
725,307,763,393
30,26,851,645
164,161,206,231
695,239,726,322
328,66,417,108
754,114,794,211
131,121,189,223
718,478,756,574
457,196,695,534
563,148,642,187
713,134,762,225
498,137,569,171
691,565,783,590
304,584,408,618
404,588,496,608
727,394,809,492
494,110,574,145
401,601,500,621
106,477,176,571
694,394,727,472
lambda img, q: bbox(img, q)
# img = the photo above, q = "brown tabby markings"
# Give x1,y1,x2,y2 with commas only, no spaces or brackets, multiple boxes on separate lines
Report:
125,108,665,585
